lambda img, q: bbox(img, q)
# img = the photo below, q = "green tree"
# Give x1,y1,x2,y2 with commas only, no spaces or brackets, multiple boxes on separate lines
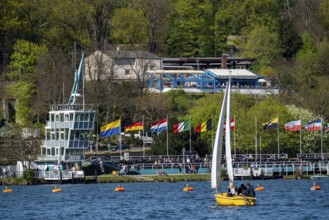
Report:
6,40,47,126
167,0,214,57
240,25,281,75
111,8,149,46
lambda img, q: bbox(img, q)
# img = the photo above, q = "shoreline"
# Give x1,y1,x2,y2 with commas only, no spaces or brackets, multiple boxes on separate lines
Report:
0,173,319,186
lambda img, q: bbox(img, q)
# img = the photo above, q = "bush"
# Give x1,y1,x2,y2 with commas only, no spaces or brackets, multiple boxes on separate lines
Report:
23,169,35,185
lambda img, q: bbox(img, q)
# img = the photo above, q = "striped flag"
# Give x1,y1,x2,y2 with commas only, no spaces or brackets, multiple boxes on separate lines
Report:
100,119,121,137
195,119,212,133
224,118,235,131
263,117,279,129
150,119,168,133
305,119,322,131
173,120,191,134
284,119,301,131
125,122,143,132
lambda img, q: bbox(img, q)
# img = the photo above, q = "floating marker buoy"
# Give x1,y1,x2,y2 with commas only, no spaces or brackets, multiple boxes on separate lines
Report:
311,185,321,191
255,186,265,191
183,184,194,192
183,186,194,192
115,187,125,192
115,185,125,192
3,188,13,193
52,187,62,193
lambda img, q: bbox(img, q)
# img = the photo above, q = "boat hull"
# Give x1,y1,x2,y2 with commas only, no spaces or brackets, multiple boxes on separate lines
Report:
214,192,256,206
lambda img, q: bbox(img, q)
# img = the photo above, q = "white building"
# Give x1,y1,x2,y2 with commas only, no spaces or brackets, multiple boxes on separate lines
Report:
84,50,162,81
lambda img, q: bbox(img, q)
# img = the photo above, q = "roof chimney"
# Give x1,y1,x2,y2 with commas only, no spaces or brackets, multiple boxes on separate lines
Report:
221,54,228,69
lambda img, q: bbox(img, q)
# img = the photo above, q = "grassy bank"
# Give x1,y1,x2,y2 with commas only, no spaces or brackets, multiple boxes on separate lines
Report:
88,174,211,183
1,173,316,186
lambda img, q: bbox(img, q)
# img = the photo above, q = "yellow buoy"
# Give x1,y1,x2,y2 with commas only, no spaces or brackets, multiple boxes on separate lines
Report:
3,188,13,193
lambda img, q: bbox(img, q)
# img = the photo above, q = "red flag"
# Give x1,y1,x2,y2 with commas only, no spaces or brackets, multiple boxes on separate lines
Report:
224,118,235,131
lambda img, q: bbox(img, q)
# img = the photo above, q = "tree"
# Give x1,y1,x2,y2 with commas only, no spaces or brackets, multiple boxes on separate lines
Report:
166,0,214,57
6,40,47,126
111,8,149,47
129,0,171,53
240,25,281,75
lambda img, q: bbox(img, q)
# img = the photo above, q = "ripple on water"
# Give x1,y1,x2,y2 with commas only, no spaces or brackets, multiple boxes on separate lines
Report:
2,179,329,219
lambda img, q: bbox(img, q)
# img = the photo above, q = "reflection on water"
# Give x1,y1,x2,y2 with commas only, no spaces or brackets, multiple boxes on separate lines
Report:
1,179,329,220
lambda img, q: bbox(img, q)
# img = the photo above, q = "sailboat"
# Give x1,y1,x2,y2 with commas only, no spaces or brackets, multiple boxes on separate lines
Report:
211,72,256,206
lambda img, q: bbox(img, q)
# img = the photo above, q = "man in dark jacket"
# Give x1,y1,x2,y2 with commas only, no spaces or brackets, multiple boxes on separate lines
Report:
242,182,256,197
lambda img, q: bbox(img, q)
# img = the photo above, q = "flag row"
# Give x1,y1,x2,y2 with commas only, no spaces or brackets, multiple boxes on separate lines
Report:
263,118,328,132
100,118,235,137
100,117,328,137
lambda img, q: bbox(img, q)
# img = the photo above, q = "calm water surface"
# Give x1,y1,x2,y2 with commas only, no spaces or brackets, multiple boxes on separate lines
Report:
1,178,329,220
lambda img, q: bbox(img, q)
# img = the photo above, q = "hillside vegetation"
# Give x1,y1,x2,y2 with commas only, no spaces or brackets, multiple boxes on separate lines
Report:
1,0,329,160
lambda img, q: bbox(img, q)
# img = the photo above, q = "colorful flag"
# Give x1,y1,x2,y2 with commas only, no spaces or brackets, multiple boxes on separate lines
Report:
174,120,191,134
284,119,301,131
305,119,322,131
263,117,279,129
125,121,143,132
100,119,121,137
151,119,168,133
195,119,212,133
224,118,235,131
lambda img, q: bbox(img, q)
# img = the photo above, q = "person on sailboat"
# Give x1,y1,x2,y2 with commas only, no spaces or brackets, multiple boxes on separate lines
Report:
227,182,237,196
237,184,247,194
241,182,256,197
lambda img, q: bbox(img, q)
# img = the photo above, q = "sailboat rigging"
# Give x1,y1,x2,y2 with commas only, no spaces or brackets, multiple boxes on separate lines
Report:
211,71,256,206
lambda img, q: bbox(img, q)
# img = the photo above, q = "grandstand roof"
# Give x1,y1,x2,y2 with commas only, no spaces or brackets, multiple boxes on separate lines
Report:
205,69,258,80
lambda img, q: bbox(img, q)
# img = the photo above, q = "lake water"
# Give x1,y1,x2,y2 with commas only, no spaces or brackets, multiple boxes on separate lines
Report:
1,178,329,220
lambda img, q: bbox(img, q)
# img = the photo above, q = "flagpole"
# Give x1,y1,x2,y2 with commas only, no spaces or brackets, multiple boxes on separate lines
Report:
321,118,323,159
299,118,302,157
234,115,236,159
259,135,262,163
255,115,258,164
119,117,122,160
166,115,169,156
189,117,192,153
142,115,145,158
277,116,280,158
212,114,214,149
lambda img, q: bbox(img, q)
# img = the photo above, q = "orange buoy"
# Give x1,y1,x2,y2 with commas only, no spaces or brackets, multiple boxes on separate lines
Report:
3,188,13,193
115,187,125,192
183,184,194,192
183,186,194,191
255,186,265,191
311,185,321,191
115,184,125,192
52,186,62,193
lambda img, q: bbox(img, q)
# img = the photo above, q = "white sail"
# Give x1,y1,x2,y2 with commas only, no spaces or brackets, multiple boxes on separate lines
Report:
211,82,228,190
225,75,234,182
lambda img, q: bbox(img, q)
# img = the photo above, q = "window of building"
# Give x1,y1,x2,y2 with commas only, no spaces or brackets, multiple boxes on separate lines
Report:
125,69,130,75
64,114,69,121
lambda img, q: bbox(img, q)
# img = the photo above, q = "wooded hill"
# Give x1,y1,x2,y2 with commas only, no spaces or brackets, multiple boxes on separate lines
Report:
1,0,329,159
